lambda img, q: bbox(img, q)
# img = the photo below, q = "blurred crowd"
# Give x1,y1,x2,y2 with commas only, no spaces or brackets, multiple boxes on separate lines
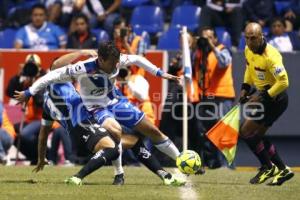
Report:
0,0,299,52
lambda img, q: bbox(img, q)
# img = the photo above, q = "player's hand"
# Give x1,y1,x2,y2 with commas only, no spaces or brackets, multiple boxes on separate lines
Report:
161,72,181,83
13,90,30,104
33,160,48,173
80,50,98,57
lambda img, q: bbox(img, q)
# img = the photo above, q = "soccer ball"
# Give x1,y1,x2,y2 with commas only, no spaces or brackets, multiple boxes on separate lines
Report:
176,150,201,174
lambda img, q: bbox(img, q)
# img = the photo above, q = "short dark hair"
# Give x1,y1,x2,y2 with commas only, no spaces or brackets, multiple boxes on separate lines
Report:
98,41,120,61
270,17,286,28
74,13,89,24
199,26,217,38
31,3,47,15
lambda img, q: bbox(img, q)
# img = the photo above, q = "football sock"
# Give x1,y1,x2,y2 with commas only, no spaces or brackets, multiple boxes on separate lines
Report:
75,146,119,179
112,142,124,175
263,139,286,170
132,138,169,179
154,138,180,160
244,135,273,169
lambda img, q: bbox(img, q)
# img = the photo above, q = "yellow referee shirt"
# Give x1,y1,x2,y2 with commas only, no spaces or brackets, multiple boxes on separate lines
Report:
244,44,289,97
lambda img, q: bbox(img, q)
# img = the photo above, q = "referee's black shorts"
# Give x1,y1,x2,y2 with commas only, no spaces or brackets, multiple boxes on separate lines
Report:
70,120,109,155
249,91,288,127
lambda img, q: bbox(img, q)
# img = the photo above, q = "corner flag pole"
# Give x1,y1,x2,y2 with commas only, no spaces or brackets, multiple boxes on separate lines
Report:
181,26,193,151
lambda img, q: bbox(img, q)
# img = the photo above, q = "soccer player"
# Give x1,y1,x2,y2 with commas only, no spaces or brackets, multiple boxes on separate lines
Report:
34,82,185,186
33,82,120,185
239,22,294,185
14,43,182,178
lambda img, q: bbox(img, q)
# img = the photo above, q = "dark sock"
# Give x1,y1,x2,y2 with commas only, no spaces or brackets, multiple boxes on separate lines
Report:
76,147,119,179
263,139,286,170
244,136,273,169
132,139,170,179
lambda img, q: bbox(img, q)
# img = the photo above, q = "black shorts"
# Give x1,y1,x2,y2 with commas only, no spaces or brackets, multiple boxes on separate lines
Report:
249,91,288,127
71,121,109,154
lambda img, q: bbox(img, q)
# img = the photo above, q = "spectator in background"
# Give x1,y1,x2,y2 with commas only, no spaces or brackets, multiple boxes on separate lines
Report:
14,4,66,50
113,18,146,56
94,0,121,34
199,0,244,50
191,26,235,169
0,103,16,164
6,54,46,164
284,0,300,31
67,13,98,49
46,0,80,28
243,0,275,28
267,17,300,52
6,54,73,165
113,18,147,75
70,0,121,35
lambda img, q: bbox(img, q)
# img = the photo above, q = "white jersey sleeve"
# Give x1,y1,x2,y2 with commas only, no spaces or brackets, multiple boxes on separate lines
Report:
28,61,87,96
118,54,163,76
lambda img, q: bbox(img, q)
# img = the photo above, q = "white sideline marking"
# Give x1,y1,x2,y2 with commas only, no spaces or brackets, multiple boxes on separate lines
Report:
173,169,199,200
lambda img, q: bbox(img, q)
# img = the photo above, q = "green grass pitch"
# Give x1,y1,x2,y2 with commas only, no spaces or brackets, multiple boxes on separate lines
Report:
0,166,299,200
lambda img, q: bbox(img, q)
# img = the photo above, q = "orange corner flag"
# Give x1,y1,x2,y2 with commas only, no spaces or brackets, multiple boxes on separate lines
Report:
206,105,240,165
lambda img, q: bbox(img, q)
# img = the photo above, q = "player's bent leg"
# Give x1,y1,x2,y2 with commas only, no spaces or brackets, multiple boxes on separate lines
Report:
101,117,122,142
122,134,139,149
129,136,185,186
134,117,180,160
66,136,119,186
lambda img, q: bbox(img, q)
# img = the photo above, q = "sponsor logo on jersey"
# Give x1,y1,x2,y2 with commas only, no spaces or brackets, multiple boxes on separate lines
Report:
274,66,284,76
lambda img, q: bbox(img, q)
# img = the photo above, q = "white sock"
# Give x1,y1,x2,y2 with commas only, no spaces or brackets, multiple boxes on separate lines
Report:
112,142,124,175
155,138,180,160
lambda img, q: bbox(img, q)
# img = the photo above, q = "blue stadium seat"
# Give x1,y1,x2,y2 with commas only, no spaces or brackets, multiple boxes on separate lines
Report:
238,33,246,50
130,6,164,35
215,27,232,48
92,29,110,43
170,5,201,32
157,28,181,50
0,28,17,48
274,1,290,15
121,0,150,8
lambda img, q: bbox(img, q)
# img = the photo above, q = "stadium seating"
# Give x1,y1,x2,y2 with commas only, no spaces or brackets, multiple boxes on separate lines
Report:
121,0,150,8
215,27,232,48
130,6,164,35
274,1,290,15
238,33,246,50
91,29,110,43
0,28,17,48
157,28,181,50
170,5,201,32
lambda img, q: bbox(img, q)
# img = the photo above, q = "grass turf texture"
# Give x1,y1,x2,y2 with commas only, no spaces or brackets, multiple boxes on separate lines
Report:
0,166,299,200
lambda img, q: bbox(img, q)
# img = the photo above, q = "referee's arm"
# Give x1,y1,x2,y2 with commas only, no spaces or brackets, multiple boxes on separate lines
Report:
267,57,289,98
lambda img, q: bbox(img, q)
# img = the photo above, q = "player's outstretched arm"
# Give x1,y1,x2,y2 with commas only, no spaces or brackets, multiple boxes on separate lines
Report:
14,62,87,104
33,124,52,173
52,50,97,70
120,54,180,83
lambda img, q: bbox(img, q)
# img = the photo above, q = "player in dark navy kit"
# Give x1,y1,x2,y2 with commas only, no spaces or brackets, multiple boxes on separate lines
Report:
33,82,119,185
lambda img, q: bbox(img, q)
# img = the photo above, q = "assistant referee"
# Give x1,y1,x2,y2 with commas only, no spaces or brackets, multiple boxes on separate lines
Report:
239,22,294,186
